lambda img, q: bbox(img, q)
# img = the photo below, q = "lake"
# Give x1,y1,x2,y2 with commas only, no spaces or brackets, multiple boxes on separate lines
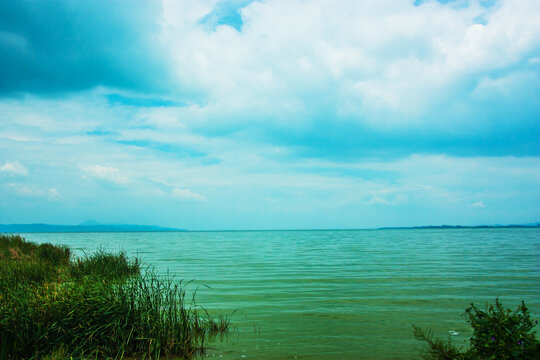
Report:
22,228,540,360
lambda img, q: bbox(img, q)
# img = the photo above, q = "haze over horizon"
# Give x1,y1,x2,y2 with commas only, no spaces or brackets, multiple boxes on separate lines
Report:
1,0,539,230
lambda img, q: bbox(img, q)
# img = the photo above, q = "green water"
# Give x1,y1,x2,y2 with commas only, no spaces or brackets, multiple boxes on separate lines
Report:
23,229,540,359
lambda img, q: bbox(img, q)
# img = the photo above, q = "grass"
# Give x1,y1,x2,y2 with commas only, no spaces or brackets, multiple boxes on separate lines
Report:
0,234,230,360
69,248,140,281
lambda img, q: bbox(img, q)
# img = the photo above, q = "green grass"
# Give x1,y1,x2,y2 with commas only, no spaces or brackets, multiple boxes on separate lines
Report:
0,234,230,360
69,248,140,281
0,234,70,266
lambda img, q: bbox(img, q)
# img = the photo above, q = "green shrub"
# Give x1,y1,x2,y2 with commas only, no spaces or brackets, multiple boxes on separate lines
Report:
413,326,466,360
414,299,540,360
465,299,539,360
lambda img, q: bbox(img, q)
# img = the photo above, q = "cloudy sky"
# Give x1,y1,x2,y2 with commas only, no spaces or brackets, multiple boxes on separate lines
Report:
1,0,539,230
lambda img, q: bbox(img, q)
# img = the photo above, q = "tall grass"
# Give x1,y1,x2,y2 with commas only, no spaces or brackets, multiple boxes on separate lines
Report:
0,234,69,292
0,234,230,360
69,248,139,281
0,234,70,266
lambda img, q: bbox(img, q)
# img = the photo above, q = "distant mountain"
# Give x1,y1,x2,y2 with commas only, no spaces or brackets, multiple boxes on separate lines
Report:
378,223,540,230
0,223,184,233
79,220,101,226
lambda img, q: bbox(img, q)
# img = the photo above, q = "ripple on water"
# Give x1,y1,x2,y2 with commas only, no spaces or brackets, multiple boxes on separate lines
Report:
22,228,540,360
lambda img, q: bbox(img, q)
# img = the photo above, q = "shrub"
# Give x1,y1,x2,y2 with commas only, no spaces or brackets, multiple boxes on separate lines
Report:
413,326,466,360
465,299,539,360
414,299,540,360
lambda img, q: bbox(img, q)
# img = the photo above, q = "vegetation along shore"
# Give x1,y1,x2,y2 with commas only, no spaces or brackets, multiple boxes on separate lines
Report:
413,299,539,360
0,234,229,359
1,233,538,359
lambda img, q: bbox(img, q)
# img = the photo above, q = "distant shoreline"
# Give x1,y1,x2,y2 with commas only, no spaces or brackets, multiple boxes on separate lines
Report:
378,224,540,230
0,224,185,233
1,223,539,233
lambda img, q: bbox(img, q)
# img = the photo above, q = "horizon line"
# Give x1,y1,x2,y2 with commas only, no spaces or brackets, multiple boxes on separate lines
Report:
1,222,539,233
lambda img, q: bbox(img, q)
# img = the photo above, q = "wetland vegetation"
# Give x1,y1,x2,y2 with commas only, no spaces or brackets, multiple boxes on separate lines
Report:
0,234,229,360
1,232,538,359
414,301,539,360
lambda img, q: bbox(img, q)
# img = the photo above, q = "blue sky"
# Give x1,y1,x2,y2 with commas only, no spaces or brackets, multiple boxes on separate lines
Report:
0,0,539,230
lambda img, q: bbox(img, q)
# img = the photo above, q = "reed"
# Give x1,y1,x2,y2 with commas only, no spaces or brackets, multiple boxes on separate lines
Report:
0,234,230,360
0,234,70,266
69,247,140,281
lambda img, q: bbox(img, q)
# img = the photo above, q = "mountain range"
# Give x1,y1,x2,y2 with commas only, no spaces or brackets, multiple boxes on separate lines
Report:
0,222,182,233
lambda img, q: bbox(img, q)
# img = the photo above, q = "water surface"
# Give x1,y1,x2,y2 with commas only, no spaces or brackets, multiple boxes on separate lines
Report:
23,229,540,360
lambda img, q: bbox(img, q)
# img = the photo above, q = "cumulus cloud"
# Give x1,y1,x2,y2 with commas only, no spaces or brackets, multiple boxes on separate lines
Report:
1,0,539,158
366,193,408,206
0,161,28,176
172,187,206,201
5,184,38,197
162,0,540,116
0,0,539,228
81,165,128,184
48,188,60,200
472,201,486,208
5,183,59,200
151,0,540,158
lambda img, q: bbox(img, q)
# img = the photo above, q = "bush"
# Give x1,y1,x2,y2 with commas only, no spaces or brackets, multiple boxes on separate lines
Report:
465,299,539,360
413,326,466,360
414,299,540,360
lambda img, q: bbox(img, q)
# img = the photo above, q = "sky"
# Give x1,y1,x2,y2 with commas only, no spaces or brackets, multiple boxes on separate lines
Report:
0,0,539,230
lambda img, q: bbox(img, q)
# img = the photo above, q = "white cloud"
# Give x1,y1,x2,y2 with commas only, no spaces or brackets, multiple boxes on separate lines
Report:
48,188,60,200
366,196,391,205
0,1,538,228
81,165,128,184
6,183,39,197
472,201,486,208
172,187,205,201
0,161,28,176
5,183,59,201
161,0,540,126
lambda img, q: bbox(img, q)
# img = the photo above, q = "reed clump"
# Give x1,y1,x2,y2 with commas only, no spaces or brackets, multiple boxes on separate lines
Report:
69,247,140,281
0,234,229,360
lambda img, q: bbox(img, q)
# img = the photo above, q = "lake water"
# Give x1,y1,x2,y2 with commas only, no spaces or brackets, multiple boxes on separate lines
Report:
22,229,540,360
